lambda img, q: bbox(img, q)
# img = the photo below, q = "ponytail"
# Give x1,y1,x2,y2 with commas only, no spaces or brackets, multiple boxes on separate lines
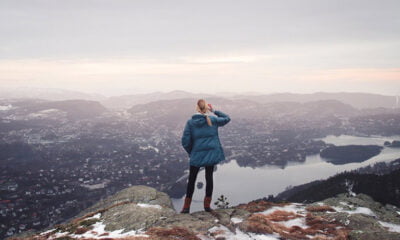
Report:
197,99,213,126
205,115,212,126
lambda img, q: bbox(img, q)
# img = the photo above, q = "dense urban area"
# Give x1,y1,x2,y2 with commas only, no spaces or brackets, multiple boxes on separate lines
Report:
1,93,400,239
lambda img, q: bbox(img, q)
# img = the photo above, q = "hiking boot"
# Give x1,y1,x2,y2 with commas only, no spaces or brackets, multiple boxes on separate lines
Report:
204,196,213,212
180,197,192,214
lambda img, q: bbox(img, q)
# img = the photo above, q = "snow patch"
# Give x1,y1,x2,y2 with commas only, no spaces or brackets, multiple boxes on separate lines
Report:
260,203,305,216
40,228,56,235
69,220,148,239
276,217,307,228
333,206,376,217
137,203,162,209
339,201,353,208
50,231,69,239
379,221,400,233
86,213,101,220
231,217,243,224
208,225,280,240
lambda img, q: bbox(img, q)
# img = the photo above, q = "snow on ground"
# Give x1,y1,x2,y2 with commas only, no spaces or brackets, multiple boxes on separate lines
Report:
86,213,101,220
260,203,306,216
207,225,280,240
231,217,243,224
137,203,162,209
49,231,70,239
332,206,376,217
276,217,307,228
339,201,353,208
379,221,400,233
39,229,56,236
69,220,149,239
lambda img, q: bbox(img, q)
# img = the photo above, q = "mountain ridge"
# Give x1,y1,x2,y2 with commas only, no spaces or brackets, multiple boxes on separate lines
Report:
10,185,400,240
2,89,398,109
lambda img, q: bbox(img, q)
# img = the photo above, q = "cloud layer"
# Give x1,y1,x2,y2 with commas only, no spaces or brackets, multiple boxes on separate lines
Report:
1,0,399,95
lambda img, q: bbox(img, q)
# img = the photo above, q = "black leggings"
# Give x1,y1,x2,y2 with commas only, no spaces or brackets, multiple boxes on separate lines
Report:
185,165,214,198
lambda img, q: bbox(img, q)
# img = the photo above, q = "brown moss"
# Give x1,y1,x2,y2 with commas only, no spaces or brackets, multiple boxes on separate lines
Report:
236,200,290,213
240,213,274,234
264,209,303,221
146,226,200,240
74,227,91,234
209,229,227,237
306,205,337,212
240,210,351,240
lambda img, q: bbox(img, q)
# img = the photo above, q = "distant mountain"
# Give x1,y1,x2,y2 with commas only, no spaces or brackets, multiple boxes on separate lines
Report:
127,97,266,127
233,92,397,109
102,90,215,109
0,88,106,101
0,99,107,120
2,89,397,110
106,91,398,109
127,98,358,128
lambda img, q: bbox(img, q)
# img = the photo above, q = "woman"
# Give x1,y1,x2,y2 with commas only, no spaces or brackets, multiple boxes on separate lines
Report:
180,99,231,213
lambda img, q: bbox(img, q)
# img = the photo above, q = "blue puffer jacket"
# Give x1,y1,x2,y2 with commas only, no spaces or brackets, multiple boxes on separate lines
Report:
181,110,231,167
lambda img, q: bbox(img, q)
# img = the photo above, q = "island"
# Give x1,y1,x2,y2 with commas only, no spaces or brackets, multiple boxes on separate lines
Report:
320,145,383,165
384,140,400,148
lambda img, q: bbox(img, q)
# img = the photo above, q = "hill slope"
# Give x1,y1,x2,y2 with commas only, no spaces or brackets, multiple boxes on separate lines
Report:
275,160,400,208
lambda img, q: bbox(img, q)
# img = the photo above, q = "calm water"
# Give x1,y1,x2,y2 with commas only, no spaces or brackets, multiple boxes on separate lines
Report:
172,135,400,212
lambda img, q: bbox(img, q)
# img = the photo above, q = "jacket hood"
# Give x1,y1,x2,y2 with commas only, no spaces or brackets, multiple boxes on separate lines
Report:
191,113,208,127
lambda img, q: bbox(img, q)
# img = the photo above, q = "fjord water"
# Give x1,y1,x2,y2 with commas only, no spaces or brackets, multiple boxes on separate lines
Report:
172,135,400,212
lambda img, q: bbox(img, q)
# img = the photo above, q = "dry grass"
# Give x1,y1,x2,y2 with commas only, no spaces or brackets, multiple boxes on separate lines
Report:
306,205,337,212
236,200,290,213
264,209,303,221
240,210,351,240
74,227,91,234
146,226,200,240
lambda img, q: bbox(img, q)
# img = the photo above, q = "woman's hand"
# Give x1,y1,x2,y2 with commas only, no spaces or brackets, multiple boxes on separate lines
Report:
207,103,214,112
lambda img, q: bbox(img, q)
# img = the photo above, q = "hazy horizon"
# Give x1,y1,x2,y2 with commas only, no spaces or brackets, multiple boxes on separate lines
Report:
2,86,400,98
1,0,399,96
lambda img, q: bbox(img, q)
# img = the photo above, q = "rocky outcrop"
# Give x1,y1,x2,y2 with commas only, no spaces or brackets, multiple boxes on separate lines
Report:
9,186,400,240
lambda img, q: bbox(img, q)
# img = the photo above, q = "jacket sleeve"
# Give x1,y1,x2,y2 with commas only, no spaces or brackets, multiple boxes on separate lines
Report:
181,121,192,156
214,110,231,127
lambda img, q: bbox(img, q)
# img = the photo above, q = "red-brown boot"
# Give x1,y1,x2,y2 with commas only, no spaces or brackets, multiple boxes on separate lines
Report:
180,197,192,214
204,196,213,212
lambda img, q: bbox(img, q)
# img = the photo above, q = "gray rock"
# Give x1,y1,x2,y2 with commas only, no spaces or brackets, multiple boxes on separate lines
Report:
322,193,400,224
320,193,400,239
153,211,218,233
349,231,400,240
102,201,176,232
74,185,174,219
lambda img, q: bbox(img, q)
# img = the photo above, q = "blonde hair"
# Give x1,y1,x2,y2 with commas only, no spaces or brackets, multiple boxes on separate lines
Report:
196,99,212,126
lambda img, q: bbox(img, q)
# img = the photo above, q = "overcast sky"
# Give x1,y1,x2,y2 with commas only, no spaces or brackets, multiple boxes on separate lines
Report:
0,0,399,96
